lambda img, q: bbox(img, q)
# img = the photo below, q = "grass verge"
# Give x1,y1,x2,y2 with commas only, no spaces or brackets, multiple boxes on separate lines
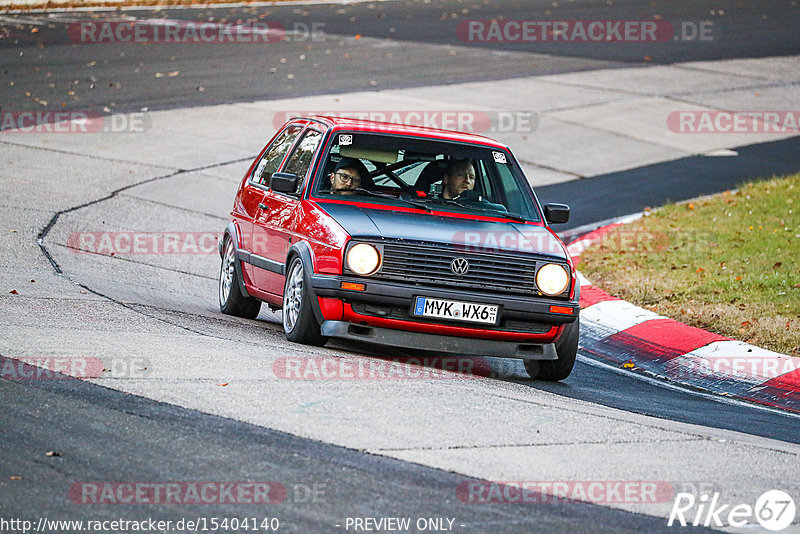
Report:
579,173,800,356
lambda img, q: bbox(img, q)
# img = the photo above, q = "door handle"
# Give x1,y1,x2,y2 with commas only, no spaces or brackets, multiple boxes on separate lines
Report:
258,203,268,210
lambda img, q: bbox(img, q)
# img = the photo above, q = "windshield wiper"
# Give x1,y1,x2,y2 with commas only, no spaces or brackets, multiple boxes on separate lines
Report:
426,197,470,209
472,207,528,223
426,198,528,222
318,188,431,212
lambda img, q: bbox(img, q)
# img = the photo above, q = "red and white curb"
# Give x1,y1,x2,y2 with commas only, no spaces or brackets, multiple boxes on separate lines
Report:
568,219,800,414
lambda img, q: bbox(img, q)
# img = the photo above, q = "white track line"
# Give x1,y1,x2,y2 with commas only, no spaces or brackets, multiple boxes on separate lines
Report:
0,14,49,24
577,354,800,421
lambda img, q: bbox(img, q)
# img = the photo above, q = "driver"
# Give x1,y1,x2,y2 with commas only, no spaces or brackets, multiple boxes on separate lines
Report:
330,157,369,194
441,159,476,199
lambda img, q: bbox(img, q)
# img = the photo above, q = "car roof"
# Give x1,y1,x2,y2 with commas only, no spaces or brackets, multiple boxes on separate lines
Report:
301,115,510,150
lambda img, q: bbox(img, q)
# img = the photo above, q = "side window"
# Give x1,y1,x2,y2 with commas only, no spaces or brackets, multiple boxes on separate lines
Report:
252,125,303,186
475,160,494,200
494,161,537,220
282,129,323,194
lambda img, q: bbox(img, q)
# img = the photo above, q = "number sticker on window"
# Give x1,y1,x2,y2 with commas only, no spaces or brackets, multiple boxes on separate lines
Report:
339,134,353,146
493,151,507,164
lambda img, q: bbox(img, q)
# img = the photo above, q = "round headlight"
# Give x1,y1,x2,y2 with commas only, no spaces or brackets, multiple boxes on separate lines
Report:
346,243,381,276
536,263,569,296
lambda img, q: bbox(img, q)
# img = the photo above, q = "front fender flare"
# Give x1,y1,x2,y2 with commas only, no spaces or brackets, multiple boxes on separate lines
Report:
287,241,325,325
221,222,251,298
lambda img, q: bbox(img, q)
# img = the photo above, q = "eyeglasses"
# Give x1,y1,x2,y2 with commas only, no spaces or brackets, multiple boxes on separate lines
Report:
334,172,360,184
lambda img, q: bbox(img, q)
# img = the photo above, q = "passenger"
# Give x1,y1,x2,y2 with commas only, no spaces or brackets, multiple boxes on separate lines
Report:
441,159,476,200
330,157,368,194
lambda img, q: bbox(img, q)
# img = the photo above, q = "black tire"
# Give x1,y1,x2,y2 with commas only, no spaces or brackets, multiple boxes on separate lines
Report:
524,317,579,381
282,256,328,346
219,237,261,319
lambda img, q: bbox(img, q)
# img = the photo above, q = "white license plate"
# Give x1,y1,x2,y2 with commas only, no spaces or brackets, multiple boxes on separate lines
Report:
412,297,499,325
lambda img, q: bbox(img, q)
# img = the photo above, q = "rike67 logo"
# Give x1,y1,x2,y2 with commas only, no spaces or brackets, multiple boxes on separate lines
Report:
668,490,795,531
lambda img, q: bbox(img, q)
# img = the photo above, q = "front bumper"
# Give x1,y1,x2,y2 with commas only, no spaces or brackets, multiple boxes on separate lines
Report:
310,274,578,326
320,321,558,360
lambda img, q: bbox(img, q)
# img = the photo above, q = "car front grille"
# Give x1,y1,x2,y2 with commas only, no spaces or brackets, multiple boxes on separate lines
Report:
375,241,540,296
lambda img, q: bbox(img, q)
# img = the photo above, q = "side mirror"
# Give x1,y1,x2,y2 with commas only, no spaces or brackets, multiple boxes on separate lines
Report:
544,203,570,224
270,172,299,194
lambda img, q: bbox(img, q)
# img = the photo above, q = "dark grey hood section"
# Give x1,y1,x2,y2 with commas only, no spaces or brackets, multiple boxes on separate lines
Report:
317,202,568,261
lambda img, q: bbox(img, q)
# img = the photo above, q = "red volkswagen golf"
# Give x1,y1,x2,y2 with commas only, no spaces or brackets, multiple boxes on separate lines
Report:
218,116,580,380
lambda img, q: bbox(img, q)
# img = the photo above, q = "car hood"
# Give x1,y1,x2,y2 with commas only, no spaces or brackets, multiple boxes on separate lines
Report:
316,202,568,261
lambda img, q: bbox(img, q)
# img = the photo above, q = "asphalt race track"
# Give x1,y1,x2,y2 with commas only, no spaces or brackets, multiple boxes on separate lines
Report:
1,1,800,533
2,0,800,114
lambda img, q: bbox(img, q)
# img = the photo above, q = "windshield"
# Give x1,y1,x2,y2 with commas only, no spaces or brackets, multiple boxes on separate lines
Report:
312,132,540,222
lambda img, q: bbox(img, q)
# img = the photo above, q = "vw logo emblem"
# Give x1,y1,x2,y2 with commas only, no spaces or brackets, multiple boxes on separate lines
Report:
450,257,470,276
